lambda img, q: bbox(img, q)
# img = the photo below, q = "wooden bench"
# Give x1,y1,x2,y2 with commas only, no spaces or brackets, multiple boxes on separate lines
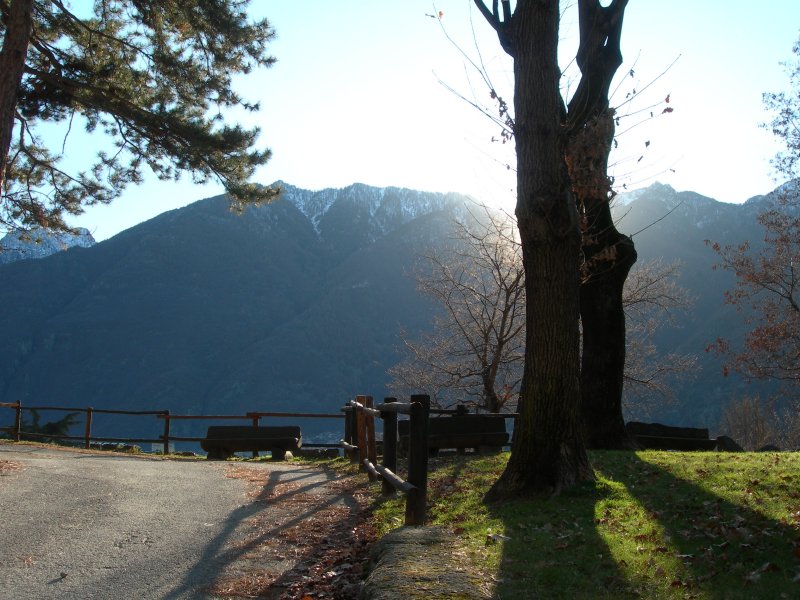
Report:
625,421,718,451
398,415,509,455
201,425,302,460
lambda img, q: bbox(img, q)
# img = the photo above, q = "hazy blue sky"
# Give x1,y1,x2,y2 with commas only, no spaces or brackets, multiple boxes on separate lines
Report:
66,1,800,240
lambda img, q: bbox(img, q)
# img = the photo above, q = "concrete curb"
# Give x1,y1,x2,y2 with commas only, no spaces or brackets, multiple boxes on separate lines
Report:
360,526,492,600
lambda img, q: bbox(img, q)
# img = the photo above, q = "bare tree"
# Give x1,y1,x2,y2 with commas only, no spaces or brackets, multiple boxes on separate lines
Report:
704,37,800,455
389,208,524,413
718,397,783,451
709,194,800,387
621,259,697,417
391,222,694,419
436,3,682,451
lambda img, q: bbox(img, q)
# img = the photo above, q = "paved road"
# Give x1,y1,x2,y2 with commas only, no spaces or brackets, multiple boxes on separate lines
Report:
0,442,349,599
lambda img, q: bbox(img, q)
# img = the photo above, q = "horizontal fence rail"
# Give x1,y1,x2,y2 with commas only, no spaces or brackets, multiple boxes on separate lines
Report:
0,401,344,455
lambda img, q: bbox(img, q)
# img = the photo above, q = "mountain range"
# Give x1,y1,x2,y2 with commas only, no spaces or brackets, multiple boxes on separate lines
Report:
0,181,776,443
0,183,472,442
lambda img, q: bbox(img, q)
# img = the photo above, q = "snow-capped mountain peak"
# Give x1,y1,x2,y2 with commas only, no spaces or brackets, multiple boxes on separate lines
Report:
274,181,473,237
0,227,96,265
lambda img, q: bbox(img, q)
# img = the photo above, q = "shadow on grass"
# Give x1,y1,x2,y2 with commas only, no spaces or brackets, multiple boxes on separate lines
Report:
488,451,799,599
487,471,634,600
596,451,800,599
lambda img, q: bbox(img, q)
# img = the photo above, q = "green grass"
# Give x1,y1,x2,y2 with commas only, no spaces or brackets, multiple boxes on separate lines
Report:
371,451,800,599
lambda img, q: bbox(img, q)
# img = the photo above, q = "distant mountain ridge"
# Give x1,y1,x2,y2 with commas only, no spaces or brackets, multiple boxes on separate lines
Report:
612,182,775,425
0,226,96,264
0,180,781,441
278,181,469,236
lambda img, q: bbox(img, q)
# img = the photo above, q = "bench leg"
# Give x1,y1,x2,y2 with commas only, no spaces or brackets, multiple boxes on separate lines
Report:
271,448,287,461
207,448,228,461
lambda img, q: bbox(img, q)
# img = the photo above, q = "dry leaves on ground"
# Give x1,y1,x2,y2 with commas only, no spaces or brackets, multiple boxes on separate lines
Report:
0,460,24,476
209,465,378,599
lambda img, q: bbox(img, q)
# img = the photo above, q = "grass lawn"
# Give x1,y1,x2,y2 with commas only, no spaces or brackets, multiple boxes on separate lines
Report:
370,451,800,599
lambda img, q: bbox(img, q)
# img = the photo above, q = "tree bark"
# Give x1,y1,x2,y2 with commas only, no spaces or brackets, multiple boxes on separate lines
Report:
567,109,637,449
0,0,34,193
562,1,634,449
485,0,593,500
579,198,637,448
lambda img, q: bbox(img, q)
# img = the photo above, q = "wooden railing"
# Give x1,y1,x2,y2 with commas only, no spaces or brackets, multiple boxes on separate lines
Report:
341,394,430,526
3,396,515,527
0,401,343,454
0,401,169,449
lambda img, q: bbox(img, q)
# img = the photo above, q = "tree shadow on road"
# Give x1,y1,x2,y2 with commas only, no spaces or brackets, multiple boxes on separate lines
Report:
162,462,372,600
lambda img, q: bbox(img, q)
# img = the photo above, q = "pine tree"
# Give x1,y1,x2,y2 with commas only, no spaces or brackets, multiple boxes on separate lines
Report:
0,0,277,232
20,408,80,442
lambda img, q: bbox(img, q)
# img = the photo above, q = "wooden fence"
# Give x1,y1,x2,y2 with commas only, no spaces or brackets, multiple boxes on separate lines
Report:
2,396,516,528
0,401,343,454
341,394,431,526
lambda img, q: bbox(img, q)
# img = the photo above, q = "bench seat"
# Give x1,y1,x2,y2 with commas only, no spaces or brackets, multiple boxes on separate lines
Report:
631,435,718,451
625,421,717,451
201,425,301,460
398,415,509,455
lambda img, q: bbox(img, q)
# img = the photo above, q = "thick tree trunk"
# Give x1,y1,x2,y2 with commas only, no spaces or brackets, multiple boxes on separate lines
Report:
566,109,637,449
579,198,637,448
490,227,593,495
482,372,502,413
486,0,593,500
0,0,34,193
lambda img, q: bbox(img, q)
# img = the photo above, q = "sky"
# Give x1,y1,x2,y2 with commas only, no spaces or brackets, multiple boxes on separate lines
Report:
66,1,800,241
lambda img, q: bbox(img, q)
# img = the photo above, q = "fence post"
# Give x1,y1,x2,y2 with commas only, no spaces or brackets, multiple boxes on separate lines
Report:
381,397,398,496
365,396,378,480
343,406,353,458
405,394,430,526
14,401,22,442
162,410,171,455
355,396,368,470
349,405,359,462
248,412,260,458
84,408,93,449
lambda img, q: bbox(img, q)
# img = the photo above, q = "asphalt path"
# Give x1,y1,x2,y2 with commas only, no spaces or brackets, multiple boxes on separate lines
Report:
0,442,347,599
